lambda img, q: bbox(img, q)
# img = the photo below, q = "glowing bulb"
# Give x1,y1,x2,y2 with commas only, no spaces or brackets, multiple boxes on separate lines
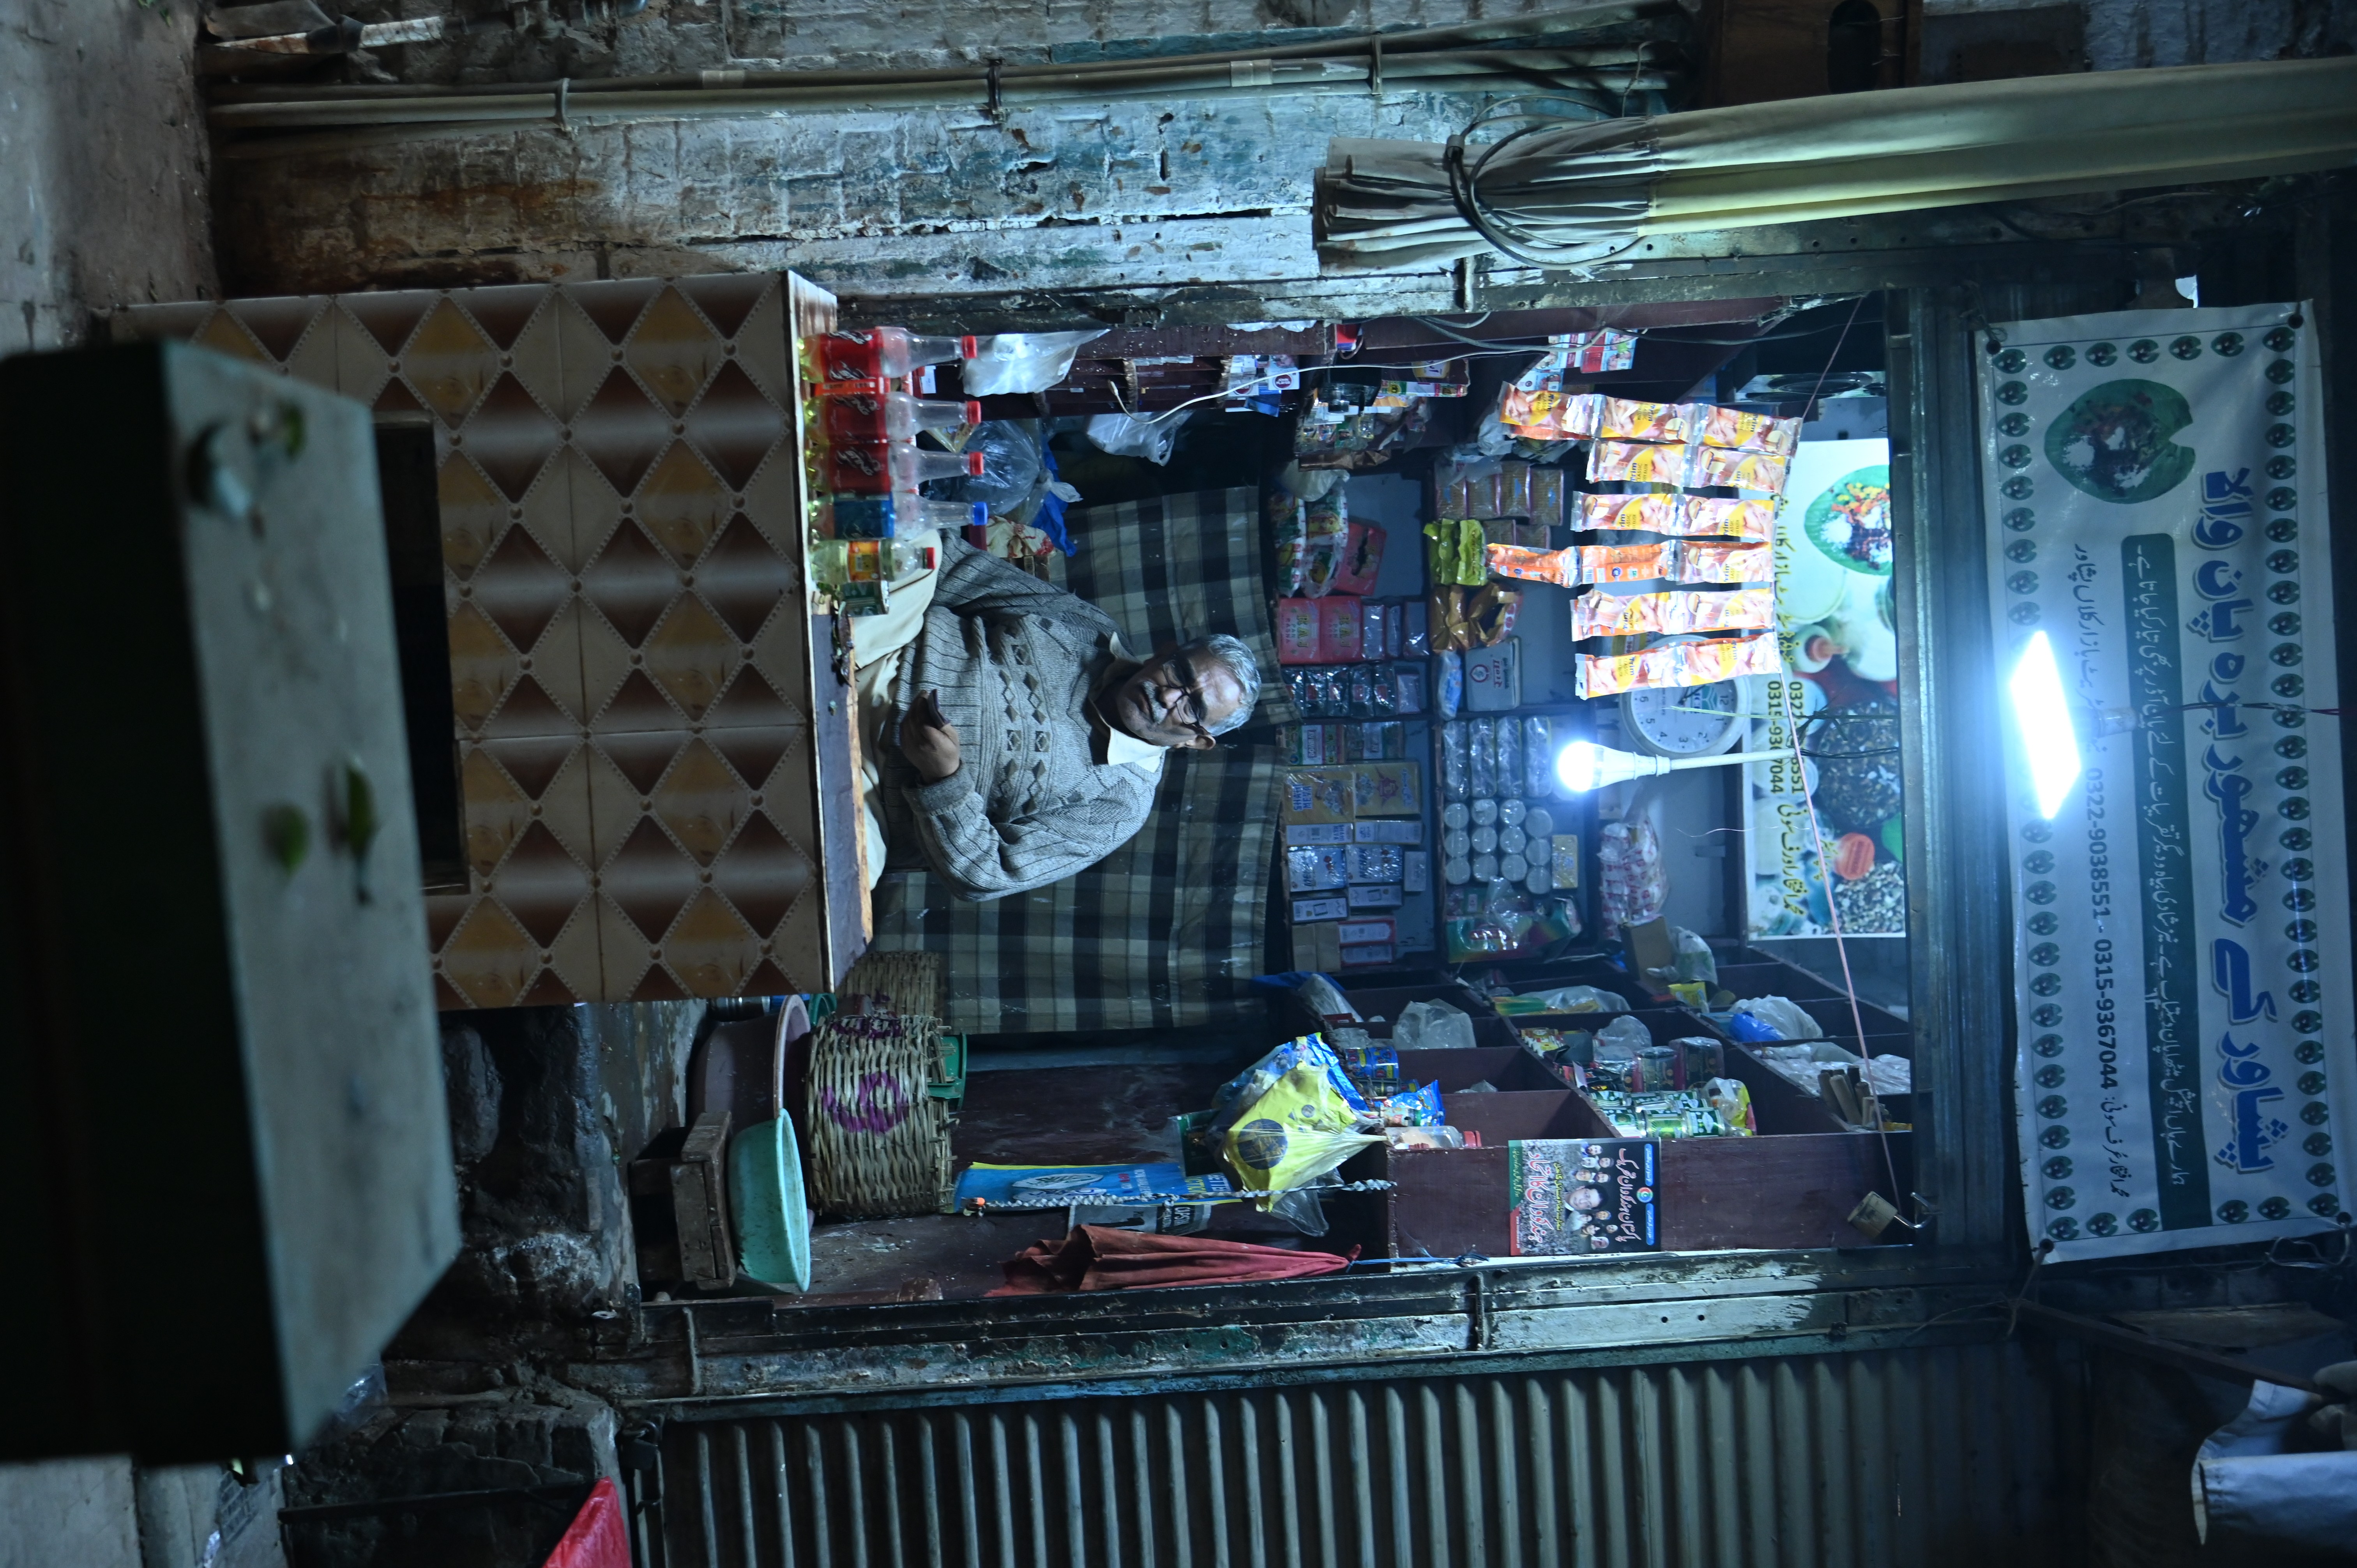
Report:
2007,630,2082,819
1555,740,1606,792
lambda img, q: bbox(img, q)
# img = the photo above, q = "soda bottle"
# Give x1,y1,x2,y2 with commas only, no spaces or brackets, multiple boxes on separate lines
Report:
813,327,977,383
814,539,940,586
815,443,985,494
811,494,986,540
815,387,983,444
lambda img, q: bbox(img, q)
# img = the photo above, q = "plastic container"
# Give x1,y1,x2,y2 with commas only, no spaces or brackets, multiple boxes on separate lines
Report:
811,493,983,540
817,442,986,494
814,327,975,383
728,1114,812,1293
815,539,938,586
815,386,984,444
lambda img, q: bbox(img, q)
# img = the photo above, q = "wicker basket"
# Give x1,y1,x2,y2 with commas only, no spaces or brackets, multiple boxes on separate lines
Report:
804,1012,954,1219
836,949,945,1020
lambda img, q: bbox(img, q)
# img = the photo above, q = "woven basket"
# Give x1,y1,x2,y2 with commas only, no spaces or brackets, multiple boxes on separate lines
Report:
837,949,945,1020
804,1012,954,1219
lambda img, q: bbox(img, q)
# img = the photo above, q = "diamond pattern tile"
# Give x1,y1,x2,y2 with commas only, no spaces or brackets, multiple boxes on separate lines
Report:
627,286,726,416
661,890,761,997
122,275,835,1006
471,525,571,653
572,370,671,497
461,373,563,501
403,298,499,426
636,441,731,566
642,597,739,720
650,739,747,865
684,360,786,491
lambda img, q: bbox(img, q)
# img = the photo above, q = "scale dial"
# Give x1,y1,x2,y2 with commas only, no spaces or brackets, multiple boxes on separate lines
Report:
1618,676,1745,759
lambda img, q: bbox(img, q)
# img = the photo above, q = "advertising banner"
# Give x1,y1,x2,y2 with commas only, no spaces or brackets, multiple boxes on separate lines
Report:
1981,305,2347,1260
1746,437,1905,939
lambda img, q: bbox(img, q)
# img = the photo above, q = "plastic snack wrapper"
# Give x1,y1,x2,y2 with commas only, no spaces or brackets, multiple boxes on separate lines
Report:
1570,585,1776,639
1468,717,1497,797
1587,440,1692,486
1689,445,1790,492
1436,650,1464,719
1577,492,1777,542
1695,404,1802,456
1576,630,1782,697
1595,397,1696,444
1484,543,1577,586
1498,387,1600,441
1286,846,1350,892
1597,818,1668,938
1439,720,1471,800
1373,1080,1445,1127
1571,541,1680,584
1425,517,1491,586
1209,1035,1383,1204
1677,540,1774,583
1521,715,1553,796
1496,717,1523,802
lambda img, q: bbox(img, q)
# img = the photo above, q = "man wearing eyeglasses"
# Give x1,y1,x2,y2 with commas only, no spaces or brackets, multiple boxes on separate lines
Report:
853,534,1262,901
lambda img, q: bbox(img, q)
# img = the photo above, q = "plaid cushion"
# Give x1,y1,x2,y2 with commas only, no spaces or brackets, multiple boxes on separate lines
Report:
870,487,1282,1033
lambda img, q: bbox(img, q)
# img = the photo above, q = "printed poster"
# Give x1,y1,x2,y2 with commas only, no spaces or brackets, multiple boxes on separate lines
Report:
1981,305,2348,1260
1746,437,1905,939
1507,1138,1659,1254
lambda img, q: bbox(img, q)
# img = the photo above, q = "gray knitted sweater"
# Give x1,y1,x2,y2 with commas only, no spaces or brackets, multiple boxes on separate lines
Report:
878,538,1164,901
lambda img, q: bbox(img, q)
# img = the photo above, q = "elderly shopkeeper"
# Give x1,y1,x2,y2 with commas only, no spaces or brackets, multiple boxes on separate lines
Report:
853,533,1262,900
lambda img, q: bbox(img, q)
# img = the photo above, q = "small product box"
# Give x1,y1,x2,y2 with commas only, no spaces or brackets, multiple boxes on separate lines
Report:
1346,882,1405,909
1340,943,1398,968
1353,760,1424,817
1464,638,1523,712
1285,823,1351,846
1338,918,1396,946
1403,849,1431,894
1282,769,1355,825
1292,895,1350,923
1317,597,1366,662
1354,818,1421,845
1276,599,1322,665
1286,846,1350,892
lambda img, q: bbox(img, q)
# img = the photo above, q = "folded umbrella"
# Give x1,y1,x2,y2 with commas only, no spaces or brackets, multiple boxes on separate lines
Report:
989,1225,1357,1295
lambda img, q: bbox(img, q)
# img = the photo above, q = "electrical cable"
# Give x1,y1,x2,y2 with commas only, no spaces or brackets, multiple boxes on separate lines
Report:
1404,305,1873,353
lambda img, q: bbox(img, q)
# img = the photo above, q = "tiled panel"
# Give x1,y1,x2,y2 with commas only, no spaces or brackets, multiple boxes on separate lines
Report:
117,274,851,1003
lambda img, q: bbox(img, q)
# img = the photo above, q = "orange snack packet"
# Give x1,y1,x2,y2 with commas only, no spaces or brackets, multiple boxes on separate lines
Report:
1678,540,1774,583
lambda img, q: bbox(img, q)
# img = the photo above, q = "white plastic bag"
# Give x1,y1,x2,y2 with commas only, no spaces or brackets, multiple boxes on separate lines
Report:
1086,410,1191,465
1518,984,1626,1014
1394,999,1476,1051
1595,1014,1652,1058
962,330,1108,396
1671,927,1719,987
1729,995,1820,1042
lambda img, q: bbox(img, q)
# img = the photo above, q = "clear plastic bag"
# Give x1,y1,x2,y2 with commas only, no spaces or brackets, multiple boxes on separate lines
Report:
940,421,1045,516
1597,818,1667,938
1393,999,1476,1051
1523,715,1553,797
1728,996,1821,1042
1596,1013,1652,1057
961,329,1108,396
1087,410,1191,465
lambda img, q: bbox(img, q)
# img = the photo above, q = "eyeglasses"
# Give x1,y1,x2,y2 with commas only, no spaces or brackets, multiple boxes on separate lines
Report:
1154,653,1217,743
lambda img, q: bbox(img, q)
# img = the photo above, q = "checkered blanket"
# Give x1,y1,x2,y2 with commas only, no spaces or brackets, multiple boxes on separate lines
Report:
869,487,1284,1033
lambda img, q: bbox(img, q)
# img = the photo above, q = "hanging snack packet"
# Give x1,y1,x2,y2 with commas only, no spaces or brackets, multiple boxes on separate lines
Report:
1696,405,1802,456
1576,631,1784,697
1587,440,1693,486
1595,397,1696,444
1578,493,1777,542
1484,543,1577,587
1210,1036,1382,1202
1572,541,1682,584
1427,518,1492,586
1570,585,1777,639
1678,540,1774,583
1688,446,1791,493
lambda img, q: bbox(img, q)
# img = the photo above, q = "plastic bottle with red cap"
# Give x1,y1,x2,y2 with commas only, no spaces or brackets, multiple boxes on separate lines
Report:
813,384,983,444
815,442,986,494
812,327,978,384
811,494,986,540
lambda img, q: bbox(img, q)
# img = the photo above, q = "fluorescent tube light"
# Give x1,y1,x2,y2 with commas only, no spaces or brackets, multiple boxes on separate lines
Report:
2006,630,2082,819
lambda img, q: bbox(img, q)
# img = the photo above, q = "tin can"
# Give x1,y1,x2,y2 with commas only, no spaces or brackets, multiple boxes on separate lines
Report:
1635,1044,1684,1091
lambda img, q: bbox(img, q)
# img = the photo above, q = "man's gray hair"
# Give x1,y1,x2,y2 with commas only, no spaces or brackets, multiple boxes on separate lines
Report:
1184,632,1263,735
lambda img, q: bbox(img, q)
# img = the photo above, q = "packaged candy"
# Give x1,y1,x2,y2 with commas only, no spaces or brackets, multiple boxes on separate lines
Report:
1570,585,1777,638
1345,844,1404,883
1439,720,1470,800
1696,404,1802,456
1281,768,1353,824
1499,387,1602,440
1577,492,1777,542
1318,596,1365,662
1689,446,1791,492
1530,467,1566,530
1575,631,1783,698
1468,717,1497,798
1286,846,1350,892
1436,650,1464,719
1402,600,1430,657
1347,882,1405,909
1595,397,1696,444
1496,717,1523,804
1587,440,1691,486
1275,598,1322,664
1394,666,1426,714
1678,540,1774,583
1523,715,1554,796
1426,518,1492,586
1499,461,1534,518
1570,542,1680,584
1484,544,1577,587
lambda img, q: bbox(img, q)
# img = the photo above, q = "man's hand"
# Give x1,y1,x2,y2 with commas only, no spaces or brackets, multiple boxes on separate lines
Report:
899,689,962,783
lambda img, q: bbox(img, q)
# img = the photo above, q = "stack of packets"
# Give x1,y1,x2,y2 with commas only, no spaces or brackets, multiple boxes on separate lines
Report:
1330,1037,1477,1150
1515,330,1637,387
1489,539,1774,586
1499,390,1800,464
1372,358,1470,409
1283,763,1428,967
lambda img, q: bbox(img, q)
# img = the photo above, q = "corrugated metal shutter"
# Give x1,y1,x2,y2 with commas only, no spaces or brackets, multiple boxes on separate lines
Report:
638,1340,2083,1568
